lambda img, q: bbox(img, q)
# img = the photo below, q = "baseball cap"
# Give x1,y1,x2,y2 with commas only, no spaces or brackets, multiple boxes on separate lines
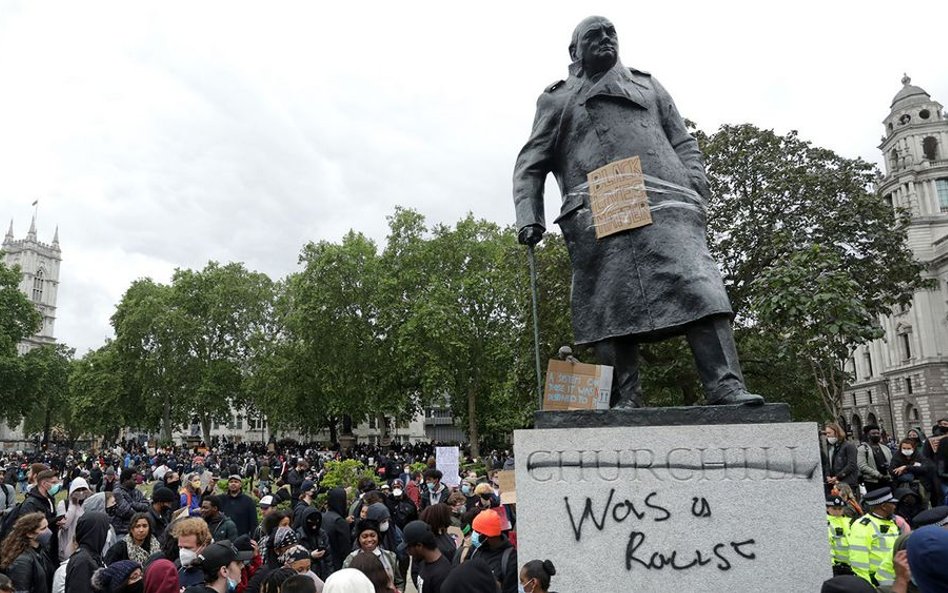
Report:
259,495,275,508
197,540,252,574
300,480,316,494
397,520,436,552
472,510,502,537
228,474,242,481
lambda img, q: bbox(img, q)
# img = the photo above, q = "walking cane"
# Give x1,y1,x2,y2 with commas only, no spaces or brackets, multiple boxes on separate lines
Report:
527,243,543,409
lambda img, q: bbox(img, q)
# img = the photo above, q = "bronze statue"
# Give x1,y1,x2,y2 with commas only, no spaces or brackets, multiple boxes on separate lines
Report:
513,16,763,408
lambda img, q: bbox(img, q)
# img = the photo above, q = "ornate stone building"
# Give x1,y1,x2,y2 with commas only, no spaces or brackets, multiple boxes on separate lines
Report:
842,76,948,439
2,216,61,355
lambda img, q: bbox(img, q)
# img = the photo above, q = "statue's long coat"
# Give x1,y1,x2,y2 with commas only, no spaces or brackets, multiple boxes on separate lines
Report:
513,63,732,345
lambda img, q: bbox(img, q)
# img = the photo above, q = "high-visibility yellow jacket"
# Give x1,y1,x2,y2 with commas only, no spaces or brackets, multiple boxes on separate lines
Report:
848,513,898,586
827,514,851,566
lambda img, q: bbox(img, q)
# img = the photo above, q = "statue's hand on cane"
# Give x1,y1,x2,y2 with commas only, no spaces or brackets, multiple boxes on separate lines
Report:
518,224,544,246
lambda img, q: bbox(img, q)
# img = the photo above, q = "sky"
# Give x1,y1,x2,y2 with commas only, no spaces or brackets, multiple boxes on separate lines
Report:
0,0,945,355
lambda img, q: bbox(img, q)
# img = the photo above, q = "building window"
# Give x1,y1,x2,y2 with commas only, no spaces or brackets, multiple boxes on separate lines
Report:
32,269,44,302
923,137,938,161
906,377,913,394
236,416,243,430
884,194,893,209
863,352,873,378
369,417,377,429
868,390,873,404
901,333,912,359
937,178,948,213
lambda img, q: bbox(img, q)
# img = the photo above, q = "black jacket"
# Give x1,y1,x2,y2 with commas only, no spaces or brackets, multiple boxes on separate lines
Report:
65,512,111,593
111,483,150,535
295,507,332,580
322,488,351,572
6,546,52,593
468,537,518,593
825,441,859,489
218,492,258,537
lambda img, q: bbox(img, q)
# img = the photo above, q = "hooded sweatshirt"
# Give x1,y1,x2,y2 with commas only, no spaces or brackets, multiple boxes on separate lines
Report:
323,488,352,572
296,507,332,579
364,502,404,559
144,558,180,593
65,511,112,593
907,525,948,593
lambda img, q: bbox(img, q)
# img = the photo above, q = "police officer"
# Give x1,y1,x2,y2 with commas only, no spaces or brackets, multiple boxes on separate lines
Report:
848,488,902,587
826,496,852,575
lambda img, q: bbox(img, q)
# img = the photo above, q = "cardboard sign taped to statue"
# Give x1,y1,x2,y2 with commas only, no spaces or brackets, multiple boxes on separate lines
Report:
587,156,652,238
543,359,612,410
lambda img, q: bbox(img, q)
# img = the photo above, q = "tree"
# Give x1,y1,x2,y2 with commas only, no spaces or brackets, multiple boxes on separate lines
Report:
67,342,132,442
112,262,275,443
398,214,524,457
695,124,929,417
19,343,74,446
0,257,41,420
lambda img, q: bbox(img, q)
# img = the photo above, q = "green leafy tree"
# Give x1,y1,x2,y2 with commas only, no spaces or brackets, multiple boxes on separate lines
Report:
0,257,41,419
19,343,74,446
68,341,133,442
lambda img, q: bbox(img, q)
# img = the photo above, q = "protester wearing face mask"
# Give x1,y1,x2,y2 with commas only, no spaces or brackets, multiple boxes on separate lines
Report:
890,437,937,506
58,477,93,562
0,512,54,593
465,511,518,593
173,517,213,588
458,478,477,511
519,559,556,593
180,473,205,518
148,487,175,542
823,423,859,495
190,540,253,593
386,480,418,530
857,425,892,494
91,560,144,593
343,520,404,592
420,470,450,511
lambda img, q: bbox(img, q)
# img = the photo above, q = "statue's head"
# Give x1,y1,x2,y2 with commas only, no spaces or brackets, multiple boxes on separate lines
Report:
569,16,618,77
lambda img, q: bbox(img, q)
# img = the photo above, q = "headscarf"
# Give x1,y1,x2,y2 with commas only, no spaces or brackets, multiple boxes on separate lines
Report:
327,488,348,517
323,568,375,593
75,511,111,557
143,558,179,593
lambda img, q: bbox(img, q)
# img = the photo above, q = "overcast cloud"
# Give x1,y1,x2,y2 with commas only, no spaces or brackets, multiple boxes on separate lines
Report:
0,0,945,355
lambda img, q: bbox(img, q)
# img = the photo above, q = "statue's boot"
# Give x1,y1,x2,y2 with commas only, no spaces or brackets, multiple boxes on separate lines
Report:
593,337,642,409
686,315,765,407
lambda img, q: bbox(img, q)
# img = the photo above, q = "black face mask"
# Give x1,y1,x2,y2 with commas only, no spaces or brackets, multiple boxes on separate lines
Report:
166,481,181,491
106,505,118,516
869,435,882,444
123,580,144,593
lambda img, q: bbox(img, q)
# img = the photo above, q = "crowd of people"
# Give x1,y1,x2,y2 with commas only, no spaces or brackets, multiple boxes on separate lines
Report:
0,440,550,593
820,418,948,592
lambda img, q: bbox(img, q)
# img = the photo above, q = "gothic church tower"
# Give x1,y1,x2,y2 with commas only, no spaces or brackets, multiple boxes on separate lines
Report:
2,217,61,355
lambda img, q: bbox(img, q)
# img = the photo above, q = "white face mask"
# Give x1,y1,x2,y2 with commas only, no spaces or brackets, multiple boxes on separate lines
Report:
902,449,914,457
179,548,198,567
380,521,389,532
826,437,838,444
392,488,403,497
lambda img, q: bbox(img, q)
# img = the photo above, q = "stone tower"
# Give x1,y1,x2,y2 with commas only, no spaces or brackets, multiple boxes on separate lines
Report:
2,216,61,355
843,76,948,438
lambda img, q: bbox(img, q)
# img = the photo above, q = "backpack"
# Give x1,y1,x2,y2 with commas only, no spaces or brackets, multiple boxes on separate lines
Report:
0,500,24,541
453,544,514,585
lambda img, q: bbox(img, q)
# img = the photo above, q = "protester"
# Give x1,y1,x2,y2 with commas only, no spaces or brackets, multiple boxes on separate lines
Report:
858,425,893,493
295,508,331,580
420,470,450,510
173,517,213,588
66,512,112,593
348,552,394,593
824,422,859,493
219,475,258,538
0,512,53,593
192,539,253,593
143,558,179,593
323,569,374,593
342,520,403,591
400,521,451,593
906,525,948,593
441,559,498,593
323,489,351,574
201,495,239,542
464,510,517,593
91,559,143,593
105,512,161,564
111,469,151,537
520,559,556,593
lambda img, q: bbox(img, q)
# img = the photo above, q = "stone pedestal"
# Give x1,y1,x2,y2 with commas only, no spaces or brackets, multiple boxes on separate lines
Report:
513,410,830,593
